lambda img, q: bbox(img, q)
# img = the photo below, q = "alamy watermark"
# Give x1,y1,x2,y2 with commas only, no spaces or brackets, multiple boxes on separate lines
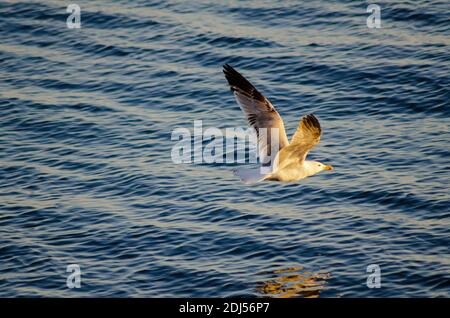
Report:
66,4,81,29
366,264,381,288
66,264,81,288
367,4,381,28
171,120,280,172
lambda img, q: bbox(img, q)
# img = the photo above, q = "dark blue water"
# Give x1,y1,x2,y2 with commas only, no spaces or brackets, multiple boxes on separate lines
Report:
0,0,449,297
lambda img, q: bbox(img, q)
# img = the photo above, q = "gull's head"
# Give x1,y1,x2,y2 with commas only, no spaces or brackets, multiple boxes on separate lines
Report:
308,161,333,175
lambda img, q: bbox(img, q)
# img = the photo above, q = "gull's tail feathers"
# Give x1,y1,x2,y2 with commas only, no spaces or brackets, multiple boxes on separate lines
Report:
233,168,269,184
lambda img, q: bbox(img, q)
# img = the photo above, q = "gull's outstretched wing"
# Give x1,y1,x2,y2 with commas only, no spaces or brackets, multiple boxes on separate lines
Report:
223,64,289,166
287,114,322,163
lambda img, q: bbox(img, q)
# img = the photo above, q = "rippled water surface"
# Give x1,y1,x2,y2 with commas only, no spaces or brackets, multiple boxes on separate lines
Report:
0,0,449,297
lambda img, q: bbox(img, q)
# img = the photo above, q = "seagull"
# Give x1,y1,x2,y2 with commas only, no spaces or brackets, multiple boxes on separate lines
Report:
223,64,333,184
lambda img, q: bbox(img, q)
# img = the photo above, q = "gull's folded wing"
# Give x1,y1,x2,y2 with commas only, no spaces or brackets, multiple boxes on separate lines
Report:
288,114,322,162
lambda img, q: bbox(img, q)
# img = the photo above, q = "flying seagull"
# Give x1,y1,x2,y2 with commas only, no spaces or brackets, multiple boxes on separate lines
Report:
223,64,333,184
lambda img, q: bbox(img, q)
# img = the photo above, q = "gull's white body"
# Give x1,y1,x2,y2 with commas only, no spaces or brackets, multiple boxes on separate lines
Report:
270,160,325,182
234,159,329,184
224,64,333,184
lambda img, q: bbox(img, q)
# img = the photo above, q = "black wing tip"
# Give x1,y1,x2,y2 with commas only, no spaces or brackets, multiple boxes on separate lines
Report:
223,63,235,75
223,63,240,81
303,114,321,131
223,63,237,71
223,64,249,88
222,64,267,103
223,64,234,80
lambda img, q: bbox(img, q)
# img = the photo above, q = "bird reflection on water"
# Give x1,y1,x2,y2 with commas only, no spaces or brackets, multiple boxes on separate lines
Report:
257,267,330,298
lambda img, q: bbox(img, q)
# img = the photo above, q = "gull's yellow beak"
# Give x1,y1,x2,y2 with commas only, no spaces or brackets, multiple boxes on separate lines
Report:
324,165,333,171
